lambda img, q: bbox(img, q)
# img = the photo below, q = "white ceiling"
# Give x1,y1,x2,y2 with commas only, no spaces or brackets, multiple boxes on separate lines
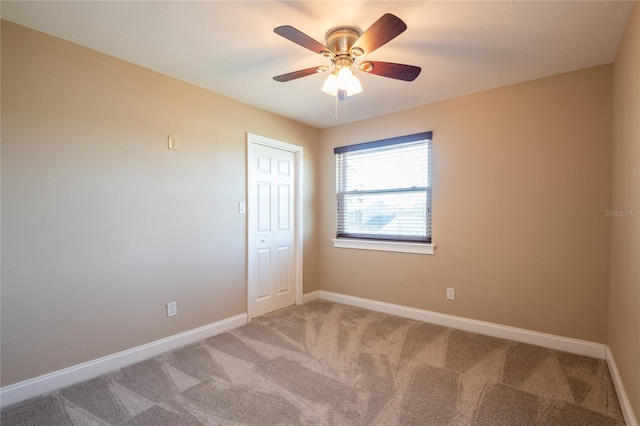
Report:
1,1,633,129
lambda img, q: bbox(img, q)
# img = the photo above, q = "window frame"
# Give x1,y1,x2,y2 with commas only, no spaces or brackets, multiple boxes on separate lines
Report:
333,132,435,255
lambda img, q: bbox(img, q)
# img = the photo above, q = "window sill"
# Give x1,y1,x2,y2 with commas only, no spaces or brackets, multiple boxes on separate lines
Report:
331,239,436,255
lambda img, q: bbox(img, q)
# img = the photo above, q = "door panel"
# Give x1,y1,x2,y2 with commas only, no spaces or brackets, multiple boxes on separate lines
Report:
249,142,296,318
277,159,290,176
276,246,291,294
257,182,271,232
278,184,290,230
256,248,271,299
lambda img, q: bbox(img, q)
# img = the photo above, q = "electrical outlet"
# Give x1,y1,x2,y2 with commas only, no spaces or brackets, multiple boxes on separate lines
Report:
168,135,179,151
167,301,177,317
446,288,455,300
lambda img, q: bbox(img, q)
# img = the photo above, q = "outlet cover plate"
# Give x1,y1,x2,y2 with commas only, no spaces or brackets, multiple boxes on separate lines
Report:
168,135,179,151
167,301,177,317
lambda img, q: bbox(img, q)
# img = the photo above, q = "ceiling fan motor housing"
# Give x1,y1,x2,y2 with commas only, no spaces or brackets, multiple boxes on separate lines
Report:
325,27,361,55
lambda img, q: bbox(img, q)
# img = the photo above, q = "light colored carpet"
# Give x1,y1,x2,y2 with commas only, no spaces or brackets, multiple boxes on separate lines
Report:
1,300,625,425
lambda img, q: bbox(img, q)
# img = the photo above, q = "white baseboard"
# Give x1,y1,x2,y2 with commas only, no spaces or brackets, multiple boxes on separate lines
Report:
3,294,627,418
302,290,320,303
606,347,639,426
0,313,248,409
322,290,640,421
318,291,607,359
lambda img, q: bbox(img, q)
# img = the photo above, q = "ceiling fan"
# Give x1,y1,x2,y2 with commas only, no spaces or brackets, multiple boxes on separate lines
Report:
273,13,421,98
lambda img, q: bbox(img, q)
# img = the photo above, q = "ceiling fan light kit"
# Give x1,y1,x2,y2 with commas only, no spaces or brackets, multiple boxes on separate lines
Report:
321,67,363,97
273,13,421,101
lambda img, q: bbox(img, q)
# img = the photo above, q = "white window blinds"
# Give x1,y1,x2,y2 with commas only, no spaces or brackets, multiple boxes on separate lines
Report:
335,132,433,243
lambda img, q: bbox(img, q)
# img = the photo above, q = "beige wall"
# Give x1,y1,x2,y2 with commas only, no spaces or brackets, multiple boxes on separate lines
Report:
319,65,612,344
1,12,634,411
610,1,640,420
0,21,319,386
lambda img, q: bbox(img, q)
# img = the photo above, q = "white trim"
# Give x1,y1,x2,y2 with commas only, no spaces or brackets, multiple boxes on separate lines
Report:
246,133,304,320
318,291,606,359
302,290,320,303
332,238,436,255
606,347,639,426
0,313,247,409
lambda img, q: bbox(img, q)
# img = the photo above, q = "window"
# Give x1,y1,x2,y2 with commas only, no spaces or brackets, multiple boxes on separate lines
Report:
334,132,433,252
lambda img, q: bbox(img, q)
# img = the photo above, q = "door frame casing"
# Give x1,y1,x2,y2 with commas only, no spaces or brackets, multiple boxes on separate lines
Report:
246,133,303,321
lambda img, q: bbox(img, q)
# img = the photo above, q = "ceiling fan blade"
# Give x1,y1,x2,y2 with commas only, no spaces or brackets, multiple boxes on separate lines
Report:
360,61,421,81
273,66,327,82
351,14,407,55
274,25,331,55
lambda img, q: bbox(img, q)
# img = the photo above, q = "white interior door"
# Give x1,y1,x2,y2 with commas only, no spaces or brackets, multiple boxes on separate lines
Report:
247,135,301,319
